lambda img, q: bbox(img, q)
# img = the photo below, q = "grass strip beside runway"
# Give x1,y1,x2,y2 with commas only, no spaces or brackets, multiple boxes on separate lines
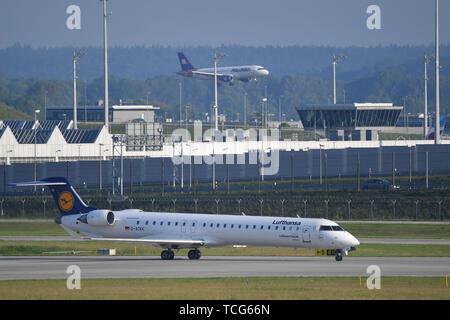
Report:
0,277,448,300
0,222,67,236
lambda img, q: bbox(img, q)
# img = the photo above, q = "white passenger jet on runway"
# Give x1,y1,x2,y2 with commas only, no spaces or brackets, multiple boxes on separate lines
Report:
11,177,359,261
176,52,269,85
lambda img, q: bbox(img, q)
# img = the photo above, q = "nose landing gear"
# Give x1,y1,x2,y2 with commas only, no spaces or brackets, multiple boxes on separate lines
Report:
335,250,343,262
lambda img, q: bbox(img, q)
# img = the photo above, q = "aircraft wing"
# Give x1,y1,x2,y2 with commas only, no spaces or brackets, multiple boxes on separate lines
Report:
89,236,205,247
191,70,225,77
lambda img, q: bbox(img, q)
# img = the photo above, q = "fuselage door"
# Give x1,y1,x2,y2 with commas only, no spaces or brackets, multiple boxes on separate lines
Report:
302,226,311,243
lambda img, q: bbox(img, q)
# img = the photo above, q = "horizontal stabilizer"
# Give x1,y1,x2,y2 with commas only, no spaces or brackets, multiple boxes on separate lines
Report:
9,180,67,187
10,177,96,215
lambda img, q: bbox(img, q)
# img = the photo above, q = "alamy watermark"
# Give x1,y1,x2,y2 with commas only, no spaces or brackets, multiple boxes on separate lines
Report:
366,5,381,30
366,265,381,290
170,123,280,176
66,265,81,290
66,5,81,30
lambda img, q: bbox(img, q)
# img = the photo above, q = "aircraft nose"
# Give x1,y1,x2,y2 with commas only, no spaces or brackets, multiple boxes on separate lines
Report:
349,233,360,246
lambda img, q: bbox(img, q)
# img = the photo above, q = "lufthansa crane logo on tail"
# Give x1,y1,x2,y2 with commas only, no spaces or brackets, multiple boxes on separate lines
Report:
58,191,74,212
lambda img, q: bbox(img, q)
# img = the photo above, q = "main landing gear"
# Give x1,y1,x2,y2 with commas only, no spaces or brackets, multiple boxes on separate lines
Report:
161,249,175,260
187,249,201,260
160,249,202,260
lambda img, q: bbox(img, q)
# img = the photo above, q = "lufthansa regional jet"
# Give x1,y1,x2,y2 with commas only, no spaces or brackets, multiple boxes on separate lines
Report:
176,52,269,85
11,177,359,261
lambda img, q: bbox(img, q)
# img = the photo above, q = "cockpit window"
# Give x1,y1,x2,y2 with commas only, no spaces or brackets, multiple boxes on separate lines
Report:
320,225,344,231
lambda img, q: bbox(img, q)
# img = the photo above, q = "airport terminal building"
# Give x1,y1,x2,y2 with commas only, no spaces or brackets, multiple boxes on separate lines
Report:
296,103,403,141
45,105,159,123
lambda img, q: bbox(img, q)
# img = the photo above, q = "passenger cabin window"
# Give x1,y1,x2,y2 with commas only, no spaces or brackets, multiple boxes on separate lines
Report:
137,221,140,225
160,221,163,226
153,221,156,225
168,222,171,226
203,223,206,227
145,221,149,225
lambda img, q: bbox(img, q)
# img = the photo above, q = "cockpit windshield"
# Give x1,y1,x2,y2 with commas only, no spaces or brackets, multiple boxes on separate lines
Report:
319,225,344,231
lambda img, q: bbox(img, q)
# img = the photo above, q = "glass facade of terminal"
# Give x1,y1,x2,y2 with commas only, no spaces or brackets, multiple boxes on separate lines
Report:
297,108,401,129
46,106,111,122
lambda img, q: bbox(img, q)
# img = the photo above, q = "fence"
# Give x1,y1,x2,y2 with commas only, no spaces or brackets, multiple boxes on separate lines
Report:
0,196,447,221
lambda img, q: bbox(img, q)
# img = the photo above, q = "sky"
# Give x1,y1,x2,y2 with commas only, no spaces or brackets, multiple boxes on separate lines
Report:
0,0,449,48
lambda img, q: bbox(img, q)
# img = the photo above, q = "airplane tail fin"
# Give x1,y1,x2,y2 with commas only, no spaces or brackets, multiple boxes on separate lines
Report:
178,52,195,71
10,177,96,216
426,115,446,140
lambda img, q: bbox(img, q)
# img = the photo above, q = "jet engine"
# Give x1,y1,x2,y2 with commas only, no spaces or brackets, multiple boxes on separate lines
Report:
219,75,234,83
78,210,115,226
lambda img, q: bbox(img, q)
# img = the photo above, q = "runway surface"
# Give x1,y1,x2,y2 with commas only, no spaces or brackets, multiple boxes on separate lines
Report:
0,256,449,280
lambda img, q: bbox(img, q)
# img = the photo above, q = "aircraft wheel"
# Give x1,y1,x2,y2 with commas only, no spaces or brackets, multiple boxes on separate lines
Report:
335,251,343,262
188,249,201,260
188,250,196,260
161,250,171,260
169,250,175,260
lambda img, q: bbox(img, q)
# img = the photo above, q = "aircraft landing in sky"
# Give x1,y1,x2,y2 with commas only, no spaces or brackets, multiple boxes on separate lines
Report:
176,52,269,85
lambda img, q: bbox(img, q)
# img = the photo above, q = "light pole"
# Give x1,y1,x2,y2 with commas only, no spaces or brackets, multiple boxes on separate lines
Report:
424,54,434,138
319,144,324,185
243,91,247,126
34,109,40,193
332,54,345,104
213,51,226,131
179,81,182,125
278,95,283,122
44,90,48,120
403,96,408,128
435,0,440,144
72,51,84,130
261,98,267,129
101,0,109,131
